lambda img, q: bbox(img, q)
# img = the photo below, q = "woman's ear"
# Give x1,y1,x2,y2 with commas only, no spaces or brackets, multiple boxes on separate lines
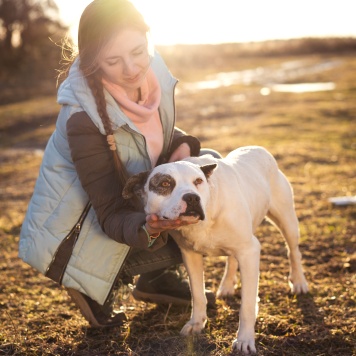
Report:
122,170,151,199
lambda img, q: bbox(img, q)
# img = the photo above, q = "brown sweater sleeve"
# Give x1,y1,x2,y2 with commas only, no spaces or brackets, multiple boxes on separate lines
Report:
66,111,167,250
169,127,201,158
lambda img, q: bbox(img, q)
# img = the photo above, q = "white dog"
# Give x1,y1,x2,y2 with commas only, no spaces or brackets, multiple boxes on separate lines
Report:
123,146,309,354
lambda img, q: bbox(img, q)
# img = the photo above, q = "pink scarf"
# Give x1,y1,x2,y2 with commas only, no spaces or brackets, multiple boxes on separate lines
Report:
102,68,163,167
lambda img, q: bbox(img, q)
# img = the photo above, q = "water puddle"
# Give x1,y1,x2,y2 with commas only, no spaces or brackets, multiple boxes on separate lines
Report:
269,82,335,93
182,59,340,93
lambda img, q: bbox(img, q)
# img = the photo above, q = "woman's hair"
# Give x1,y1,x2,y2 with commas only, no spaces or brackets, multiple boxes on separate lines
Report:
59,0,150,190
78,0,149,78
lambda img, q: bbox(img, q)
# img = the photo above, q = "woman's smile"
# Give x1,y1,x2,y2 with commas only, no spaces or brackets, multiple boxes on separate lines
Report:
125,72,143,84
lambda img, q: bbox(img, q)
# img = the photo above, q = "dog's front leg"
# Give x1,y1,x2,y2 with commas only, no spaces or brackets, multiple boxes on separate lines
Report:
180,249,207,335
232,235,261,355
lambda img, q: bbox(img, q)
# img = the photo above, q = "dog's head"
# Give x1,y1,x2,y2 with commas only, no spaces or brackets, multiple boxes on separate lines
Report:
122,161,217,221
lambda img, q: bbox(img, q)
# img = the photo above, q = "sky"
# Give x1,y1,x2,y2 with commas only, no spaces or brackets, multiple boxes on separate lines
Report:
55,0,356,45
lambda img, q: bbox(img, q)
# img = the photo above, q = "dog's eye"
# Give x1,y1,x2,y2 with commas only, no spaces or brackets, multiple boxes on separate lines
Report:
161,181,170,187
194,178,203,186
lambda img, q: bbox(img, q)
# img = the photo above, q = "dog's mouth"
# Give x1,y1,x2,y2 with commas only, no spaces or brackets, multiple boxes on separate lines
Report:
161,210,205,222
161,212,203,222
179,206,205,221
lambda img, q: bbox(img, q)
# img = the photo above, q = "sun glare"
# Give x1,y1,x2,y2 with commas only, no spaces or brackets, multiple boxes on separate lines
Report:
56,0,356,45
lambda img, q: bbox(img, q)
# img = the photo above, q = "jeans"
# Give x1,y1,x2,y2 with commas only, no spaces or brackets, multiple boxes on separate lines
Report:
121,235,182,277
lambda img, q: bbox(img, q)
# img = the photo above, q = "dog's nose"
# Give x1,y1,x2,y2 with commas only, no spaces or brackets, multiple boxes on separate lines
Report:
182,193,200,206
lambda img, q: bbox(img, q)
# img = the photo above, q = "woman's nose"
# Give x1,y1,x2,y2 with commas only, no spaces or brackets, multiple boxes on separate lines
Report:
122,59,137,76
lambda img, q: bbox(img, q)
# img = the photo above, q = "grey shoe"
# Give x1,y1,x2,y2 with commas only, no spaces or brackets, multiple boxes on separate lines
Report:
132,269,216,308
66,288,126,328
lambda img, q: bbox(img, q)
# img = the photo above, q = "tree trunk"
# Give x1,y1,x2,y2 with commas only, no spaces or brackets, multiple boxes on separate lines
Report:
4,25,13,53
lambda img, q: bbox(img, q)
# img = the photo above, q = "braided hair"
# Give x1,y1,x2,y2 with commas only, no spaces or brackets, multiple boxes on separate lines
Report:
58,0,150,189
86,74,128,185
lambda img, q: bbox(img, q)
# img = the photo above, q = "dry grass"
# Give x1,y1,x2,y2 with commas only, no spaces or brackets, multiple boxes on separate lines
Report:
0,46,355,355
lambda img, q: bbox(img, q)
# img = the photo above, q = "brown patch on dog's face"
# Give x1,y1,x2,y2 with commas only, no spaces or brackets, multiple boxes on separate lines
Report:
149,173,176,196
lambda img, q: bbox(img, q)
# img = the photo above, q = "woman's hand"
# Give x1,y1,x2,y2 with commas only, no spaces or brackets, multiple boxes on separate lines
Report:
168,143,191,162
145,213,198,236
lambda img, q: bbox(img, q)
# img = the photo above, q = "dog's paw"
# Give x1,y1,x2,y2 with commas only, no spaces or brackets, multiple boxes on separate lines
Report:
289,275,309,295
216,284,235,299
180,319,206,336
232,337,256,355
217,275,238,299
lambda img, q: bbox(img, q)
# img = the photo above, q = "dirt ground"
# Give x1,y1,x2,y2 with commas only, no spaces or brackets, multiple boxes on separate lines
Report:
0,50,355,355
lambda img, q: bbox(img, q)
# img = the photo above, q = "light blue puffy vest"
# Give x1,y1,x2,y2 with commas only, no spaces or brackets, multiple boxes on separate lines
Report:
19,52,178,304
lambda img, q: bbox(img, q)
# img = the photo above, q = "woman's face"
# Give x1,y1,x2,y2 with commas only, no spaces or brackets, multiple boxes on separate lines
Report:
98,28,150,91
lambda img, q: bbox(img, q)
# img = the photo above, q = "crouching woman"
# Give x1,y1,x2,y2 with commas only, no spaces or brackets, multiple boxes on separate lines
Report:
19,0,220,327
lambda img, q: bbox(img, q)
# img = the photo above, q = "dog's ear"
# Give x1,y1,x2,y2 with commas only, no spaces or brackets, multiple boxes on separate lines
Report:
122,170,150,199
200,164,217,179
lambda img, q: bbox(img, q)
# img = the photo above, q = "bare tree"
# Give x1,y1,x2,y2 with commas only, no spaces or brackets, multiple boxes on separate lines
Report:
0,0,67,63
0,0,68,103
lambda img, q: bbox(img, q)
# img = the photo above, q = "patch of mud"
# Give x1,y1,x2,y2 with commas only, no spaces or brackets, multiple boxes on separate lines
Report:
0,149,43,230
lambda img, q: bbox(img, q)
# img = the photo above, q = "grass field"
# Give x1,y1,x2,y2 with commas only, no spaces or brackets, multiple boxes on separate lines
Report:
0,45,355,355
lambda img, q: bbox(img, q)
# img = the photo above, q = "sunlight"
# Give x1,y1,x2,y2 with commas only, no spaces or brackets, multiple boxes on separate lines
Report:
56,0,90,43
55,0,356,45
133,0,247,44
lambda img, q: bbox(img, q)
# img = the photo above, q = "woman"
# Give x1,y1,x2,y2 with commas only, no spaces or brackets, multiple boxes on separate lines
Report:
19,0,220,328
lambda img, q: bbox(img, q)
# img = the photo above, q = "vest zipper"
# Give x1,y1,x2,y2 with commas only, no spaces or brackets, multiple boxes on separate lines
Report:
166,80,178,154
